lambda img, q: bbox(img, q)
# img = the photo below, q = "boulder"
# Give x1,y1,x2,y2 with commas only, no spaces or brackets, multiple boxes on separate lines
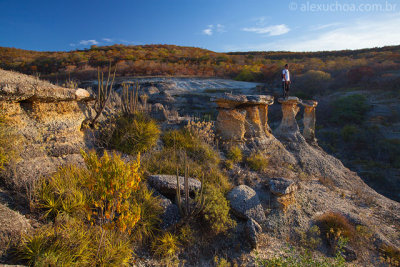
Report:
147,175,201,197
245,218,262,249
0,203,32,259
269,177,298,196
150,103,168,121
158,194,180,230
227,185,266,224
147,86,160,95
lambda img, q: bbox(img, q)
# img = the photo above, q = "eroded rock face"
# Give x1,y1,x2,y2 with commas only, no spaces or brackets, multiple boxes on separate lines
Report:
269,177,298,196
0,69,93,190
212,93,274,142
274,97,301,138
301,100,318,143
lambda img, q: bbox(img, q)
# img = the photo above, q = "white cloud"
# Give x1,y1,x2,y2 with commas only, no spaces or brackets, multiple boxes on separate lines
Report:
227,14,400,52
242,24,290,36
79,39,99,45
202,24,225,36
309,23,342,31
102,38,113,42
252,16,268,26
69,43,76,47
203,28,213,35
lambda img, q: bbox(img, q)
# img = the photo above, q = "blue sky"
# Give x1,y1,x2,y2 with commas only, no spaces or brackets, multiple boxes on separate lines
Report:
0,0,399,52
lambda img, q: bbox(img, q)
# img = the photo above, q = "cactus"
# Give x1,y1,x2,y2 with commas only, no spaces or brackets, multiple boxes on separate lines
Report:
121,81,141,115
91,62,117,126
175,153,205,219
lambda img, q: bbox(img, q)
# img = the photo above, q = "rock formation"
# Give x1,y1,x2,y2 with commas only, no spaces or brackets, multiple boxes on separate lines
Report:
301,100,318,143
274,97,301,140
0,69,93,190
212,93,274,142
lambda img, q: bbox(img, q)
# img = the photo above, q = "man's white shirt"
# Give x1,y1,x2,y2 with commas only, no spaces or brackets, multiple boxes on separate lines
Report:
282,69,290,82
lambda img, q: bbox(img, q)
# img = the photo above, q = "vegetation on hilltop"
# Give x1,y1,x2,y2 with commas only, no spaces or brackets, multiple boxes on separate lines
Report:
1,44,399,89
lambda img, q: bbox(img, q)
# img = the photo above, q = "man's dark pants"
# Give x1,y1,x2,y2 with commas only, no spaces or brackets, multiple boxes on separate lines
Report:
282,81,290,98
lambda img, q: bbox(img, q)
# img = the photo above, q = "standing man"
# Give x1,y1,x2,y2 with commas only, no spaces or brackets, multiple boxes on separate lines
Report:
282,64,290,98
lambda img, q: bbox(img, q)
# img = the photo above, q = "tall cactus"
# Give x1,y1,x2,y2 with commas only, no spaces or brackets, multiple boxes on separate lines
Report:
121,81,140,115
175,153,205,219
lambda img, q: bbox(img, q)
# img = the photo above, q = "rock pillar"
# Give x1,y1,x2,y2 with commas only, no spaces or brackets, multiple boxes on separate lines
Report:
301,100,318,143
275,97,301,137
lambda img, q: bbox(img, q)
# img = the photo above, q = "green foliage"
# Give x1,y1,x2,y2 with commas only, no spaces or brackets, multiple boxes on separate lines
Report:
202,184,236,235
226,146,242,163
223,159,234,170
110,113,160,155
130,183,163,244
141,148,231,192
255,246,346,267
297,70,332,98
246,152,268,172
214,255,231,267
178,224,195,246
18,215,132,266
330,94,370,125
162,128,220,164
235,68,257,81
340,124,359,142
34,165,88,219
151,232,180,259
296,225,322,249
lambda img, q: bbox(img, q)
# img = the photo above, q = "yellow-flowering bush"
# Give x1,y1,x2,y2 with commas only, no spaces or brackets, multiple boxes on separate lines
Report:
82,150,142,233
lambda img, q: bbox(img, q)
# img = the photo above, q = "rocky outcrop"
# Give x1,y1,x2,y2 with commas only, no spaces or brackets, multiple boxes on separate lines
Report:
269,177,298,196
147,174,202,197
0,69,93,190
0,203,32,259
227,185,266,224
301,100,318,143
212,93,274,142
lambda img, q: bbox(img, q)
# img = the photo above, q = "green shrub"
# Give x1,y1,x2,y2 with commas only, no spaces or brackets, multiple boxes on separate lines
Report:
178,224,194,246
162,129,220,165
226,146,242,163
130,183,163,244
202,185,236,235
142,142,231,192
223,159,234,170
110,113,160,155
246,152,268,172
18,215,132,266
330,94,370,125
340,124,359,142
151,232,180,259
297,70,332,97
34,165,88,219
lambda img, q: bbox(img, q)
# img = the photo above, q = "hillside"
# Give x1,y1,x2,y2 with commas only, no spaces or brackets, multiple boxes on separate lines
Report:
1,44,400,87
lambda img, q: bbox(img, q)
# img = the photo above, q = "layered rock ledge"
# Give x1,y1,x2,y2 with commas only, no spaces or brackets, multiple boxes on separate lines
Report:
0,69,93,190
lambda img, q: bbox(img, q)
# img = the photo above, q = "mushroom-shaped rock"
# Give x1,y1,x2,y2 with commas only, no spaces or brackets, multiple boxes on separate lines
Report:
269,177,298,196
245,218,262,249
147,175,201,197
300,100,318,143
227,185,266,224
212,93,274,141
275,96,301,137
